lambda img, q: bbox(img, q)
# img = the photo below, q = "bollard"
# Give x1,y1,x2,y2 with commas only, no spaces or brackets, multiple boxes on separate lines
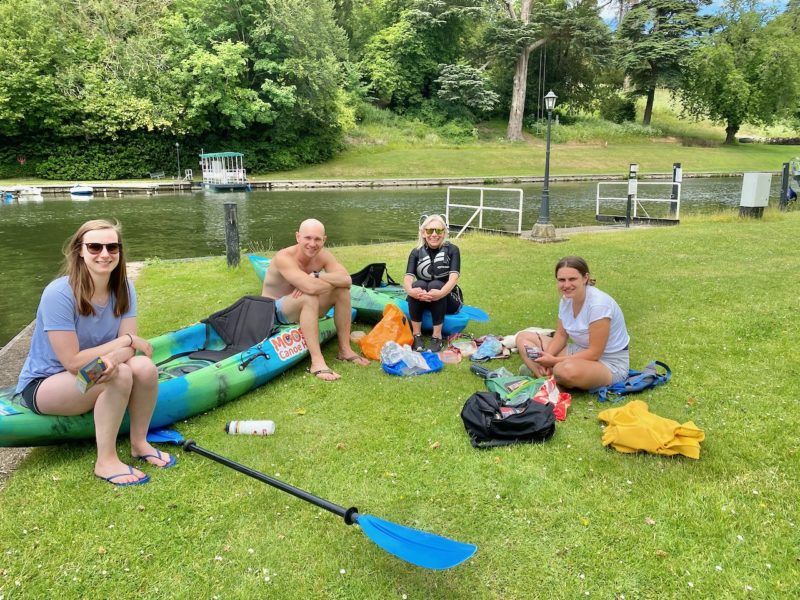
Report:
625,194,633,228
779,162,789,211
224,202,240,267
669,162,681,217
626,163,638,228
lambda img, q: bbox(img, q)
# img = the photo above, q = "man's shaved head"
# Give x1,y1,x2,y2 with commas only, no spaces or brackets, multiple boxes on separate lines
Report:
298,218,325,235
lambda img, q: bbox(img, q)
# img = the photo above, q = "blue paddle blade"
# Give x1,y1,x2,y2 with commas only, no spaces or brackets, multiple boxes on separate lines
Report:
146,428,186,444
356,514,476,570
459,305,489,322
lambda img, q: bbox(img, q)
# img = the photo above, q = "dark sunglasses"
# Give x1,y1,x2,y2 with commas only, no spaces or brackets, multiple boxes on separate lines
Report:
424,228,445,235
83,242,122,255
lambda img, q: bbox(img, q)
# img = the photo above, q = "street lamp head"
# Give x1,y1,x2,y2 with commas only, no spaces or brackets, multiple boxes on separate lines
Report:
544,90,557,112
176,142,180,148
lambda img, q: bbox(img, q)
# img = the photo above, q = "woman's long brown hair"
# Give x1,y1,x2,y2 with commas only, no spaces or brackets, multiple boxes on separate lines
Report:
62,220,129,317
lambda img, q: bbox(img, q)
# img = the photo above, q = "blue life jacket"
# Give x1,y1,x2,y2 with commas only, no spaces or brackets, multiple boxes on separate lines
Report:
593,361,671,402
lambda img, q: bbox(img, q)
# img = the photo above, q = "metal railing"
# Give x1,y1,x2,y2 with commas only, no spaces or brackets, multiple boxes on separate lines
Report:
596,181,682,220
445,186,524,239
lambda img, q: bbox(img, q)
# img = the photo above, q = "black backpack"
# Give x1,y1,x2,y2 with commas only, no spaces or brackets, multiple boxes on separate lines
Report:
460,391,556,448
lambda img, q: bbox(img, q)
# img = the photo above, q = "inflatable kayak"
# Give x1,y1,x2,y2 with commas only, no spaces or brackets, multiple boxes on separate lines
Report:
0,296,337,447
248,255,488,336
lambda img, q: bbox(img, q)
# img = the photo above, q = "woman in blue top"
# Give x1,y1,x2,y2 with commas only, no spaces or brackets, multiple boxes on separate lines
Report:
518,256,630,390
16,219,174,486
403,214,463,353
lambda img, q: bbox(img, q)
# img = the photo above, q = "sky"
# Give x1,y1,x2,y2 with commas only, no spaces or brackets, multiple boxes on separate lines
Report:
601,0,789,28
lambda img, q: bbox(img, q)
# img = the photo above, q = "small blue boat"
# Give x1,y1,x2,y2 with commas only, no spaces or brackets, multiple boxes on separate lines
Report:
69,184,93,197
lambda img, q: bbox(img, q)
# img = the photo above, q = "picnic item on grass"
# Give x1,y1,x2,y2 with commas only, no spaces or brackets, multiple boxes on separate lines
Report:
592,361,672,402
359,304,414,361
460,391,556,448
380,343,444,376
597,400,704,459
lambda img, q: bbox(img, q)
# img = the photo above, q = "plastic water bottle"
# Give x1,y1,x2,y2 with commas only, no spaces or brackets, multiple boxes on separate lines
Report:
225,420,276,436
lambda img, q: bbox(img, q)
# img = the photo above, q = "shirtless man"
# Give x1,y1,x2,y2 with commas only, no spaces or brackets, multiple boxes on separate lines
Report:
261,219,369,381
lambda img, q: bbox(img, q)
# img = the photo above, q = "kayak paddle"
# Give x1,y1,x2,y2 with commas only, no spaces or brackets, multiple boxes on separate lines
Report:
182,440,476,570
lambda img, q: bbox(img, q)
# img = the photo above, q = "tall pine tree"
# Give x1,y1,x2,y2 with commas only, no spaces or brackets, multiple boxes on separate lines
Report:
617,0,711,125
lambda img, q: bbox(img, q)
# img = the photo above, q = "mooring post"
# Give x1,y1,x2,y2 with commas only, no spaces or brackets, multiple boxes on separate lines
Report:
224,202,240,267
626,163,638,228
670,162,681,217
779,162,790,211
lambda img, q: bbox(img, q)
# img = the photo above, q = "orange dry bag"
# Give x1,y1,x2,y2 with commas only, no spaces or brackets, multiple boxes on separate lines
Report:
358,304,414,360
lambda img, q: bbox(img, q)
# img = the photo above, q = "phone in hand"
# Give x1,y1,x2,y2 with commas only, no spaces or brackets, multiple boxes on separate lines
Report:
76,357,106,393
524,345,542,360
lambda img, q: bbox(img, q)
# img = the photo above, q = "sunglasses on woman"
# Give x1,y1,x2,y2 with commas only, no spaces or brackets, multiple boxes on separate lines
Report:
83,242,122,255
424,228,444,235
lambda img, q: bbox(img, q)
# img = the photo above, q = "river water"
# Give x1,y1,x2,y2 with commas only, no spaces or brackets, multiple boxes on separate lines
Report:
0,176,777,347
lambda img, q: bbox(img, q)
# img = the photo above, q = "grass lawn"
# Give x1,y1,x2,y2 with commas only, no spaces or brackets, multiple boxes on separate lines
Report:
1,208,799,598
261,140,799,181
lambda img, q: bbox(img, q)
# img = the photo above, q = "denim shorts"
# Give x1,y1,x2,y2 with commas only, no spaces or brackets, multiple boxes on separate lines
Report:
567,344,630,385
19,378,46,415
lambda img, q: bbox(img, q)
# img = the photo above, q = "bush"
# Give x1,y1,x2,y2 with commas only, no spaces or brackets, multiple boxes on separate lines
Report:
0,118,345,180
599,94,637,124
437,119,477,143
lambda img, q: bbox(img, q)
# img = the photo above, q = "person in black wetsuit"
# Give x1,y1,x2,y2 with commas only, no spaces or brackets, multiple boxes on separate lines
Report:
403,214,463,352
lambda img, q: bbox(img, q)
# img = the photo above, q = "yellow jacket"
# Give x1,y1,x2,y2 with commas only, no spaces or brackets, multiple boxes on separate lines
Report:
597,400,705,459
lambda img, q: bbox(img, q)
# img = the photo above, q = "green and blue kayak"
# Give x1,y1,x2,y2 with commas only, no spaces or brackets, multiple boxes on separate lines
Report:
248,254,489,336
0,315,338,447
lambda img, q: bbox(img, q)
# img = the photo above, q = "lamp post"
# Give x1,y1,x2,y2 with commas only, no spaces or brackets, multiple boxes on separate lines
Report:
530,90,559,241
175,142,181,180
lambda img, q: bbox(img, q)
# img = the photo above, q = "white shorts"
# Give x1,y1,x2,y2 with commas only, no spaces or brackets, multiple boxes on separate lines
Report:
566,343,630,384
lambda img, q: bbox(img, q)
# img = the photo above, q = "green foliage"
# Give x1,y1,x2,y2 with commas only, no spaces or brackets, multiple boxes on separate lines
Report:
32,134,182,180
436,63,500,115
616,0,712,120
599,93,637,124
679,5,800,142
542,116,664,144
359,18,437,108
0,0,350,176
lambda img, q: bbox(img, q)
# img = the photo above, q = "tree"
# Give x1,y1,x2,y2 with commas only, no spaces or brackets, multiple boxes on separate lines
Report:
436,63,500,115
679,4,800,143
485,0,610,140
616,0,711,126
355,0,477,111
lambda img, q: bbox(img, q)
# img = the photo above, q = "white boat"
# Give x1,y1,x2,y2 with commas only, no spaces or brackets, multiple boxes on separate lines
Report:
69,184,93,197
17,186,43,201
199,151,251,192
18,186,42,195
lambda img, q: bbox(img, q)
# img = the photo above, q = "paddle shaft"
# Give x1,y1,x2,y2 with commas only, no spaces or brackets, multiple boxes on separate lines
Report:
183,440,358,524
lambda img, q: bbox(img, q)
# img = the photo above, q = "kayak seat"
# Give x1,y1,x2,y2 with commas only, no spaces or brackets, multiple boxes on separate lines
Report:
189,296,278,363
350,263,398,288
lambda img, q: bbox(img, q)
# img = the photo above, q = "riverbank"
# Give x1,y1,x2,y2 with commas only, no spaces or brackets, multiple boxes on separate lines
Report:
0,168,780,195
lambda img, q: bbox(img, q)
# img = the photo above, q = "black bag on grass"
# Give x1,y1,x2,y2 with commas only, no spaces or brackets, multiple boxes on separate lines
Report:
460,391,556,448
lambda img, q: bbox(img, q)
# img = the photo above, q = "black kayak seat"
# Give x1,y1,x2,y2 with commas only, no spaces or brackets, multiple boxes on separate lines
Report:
350,263,398,288
189,295,277,363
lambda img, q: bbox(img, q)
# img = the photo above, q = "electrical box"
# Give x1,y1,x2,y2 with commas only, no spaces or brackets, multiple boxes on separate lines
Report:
740,173,772,207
